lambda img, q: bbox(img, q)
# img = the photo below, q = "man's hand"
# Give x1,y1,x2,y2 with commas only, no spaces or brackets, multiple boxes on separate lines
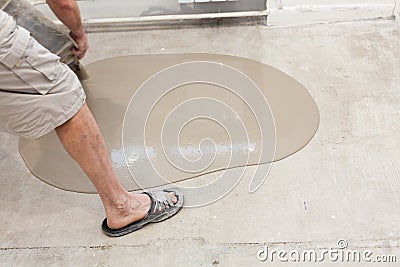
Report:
46,0,88,60
70,30,88,59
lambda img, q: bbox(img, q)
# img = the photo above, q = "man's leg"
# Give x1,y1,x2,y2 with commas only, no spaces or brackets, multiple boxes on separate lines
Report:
0,10,178,231
55,103,177,229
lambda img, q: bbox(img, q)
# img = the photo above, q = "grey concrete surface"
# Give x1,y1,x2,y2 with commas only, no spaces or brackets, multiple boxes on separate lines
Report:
1,8,400,267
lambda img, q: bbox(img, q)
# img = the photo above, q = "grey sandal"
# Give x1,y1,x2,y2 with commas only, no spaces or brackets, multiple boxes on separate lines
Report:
101,188,184,237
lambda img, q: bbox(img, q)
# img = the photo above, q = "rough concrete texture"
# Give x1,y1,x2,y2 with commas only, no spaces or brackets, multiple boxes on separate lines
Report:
1,6,400,267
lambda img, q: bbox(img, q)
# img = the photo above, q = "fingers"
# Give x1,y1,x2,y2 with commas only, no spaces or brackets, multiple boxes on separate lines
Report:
70,32,89,60
72,46,87,60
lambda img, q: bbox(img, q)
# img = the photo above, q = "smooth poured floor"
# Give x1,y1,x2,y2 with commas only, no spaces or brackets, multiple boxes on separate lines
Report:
19,53,319,193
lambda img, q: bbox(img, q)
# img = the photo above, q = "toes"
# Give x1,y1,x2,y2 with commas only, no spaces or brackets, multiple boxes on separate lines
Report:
168,192,178,204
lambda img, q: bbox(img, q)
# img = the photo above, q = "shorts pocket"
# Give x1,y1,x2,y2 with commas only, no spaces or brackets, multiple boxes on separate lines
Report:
2,27,62,95
24,40,61,81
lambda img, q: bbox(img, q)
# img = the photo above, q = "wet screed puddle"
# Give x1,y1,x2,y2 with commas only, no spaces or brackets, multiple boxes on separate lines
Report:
20,54,319,197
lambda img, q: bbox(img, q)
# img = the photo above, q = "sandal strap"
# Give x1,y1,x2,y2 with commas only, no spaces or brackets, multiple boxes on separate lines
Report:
143,190,176,220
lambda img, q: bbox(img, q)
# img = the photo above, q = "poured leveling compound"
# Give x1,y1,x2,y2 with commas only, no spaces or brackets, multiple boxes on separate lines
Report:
19,54,319,193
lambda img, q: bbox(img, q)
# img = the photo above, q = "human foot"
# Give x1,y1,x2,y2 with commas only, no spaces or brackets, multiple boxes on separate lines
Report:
106,191,177,229
102,188,184,237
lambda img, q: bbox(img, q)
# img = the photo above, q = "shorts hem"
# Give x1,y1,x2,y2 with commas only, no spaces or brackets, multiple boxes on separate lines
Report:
28,87,86,140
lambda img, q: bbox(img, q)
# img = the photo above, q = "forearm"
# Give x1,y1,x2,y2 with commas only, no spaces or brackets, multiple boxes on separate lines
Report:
46,0,88,59
46,0,84,38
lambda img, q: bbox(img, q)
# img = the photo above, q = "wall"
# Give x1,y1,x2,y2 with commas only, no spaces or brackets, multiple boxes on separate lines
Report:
32,0,267,21
266,0,398,26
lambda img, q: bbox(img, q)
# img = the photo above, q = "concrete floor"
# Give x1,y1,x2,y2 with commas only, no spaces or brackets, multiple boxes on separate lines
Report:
1,5,400,267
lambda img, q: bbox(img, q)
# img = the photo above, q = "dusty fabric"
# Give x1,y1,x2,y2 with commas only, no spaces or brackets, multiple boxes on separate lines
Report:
0,10,85,139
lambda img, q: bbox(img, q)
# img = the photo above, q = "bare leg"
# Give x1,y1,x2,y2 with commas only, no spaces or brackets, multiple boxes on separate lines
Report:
55,103,176,229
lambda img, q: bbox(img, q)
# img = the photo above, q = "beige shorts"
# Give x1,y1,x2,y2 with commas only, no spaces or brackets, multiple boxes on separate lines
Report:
0,11,86,139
